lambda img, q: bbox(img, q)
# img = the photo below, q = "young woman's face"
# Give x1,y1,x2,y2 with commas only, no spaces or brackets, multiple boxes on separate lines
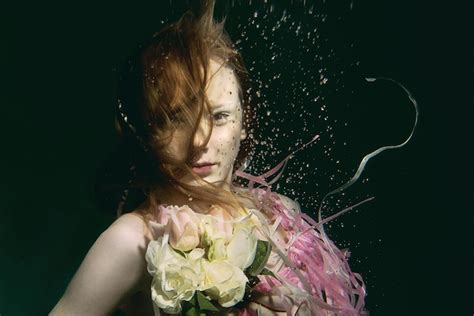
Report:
166,59,247,188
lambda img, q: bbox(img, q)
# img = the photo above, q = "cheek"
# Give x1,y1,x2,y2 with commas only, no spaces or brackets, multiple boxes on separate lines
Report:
215,125,242,159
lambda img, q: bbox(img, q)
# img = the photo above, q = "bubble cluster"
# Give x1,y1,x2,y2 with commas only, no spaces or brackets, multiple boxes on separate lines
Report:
156,0,374,233
222,1,366,217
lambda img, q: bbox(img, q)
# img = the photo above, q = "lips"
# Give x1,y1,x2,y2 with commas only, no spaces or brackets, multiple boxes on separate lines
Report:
192,162,216,175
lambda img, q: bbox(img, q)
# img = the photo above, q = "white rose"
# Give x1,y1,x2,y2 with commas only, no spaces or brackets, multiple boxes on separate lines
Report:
202,260,248,307
145,238,204,314
199,206,234,246
168,206,200,252
226,227,258,270
207,238,227,261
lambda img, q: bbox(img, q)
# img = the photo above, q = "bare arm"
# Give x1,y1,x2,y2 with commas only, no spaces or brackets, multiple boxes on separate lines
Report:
49,214,153,316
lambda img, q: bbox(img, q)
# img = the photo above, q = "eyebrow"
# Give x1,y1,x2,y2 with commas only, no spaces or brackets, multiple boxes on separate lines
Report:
210,101,239,109
211,105,225,110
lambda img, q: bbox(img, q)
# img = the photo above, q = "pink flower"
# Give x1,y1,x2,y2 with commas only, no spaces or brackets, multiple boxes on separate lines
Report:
239,307,253,316
164,205,200,252
254,275,282,293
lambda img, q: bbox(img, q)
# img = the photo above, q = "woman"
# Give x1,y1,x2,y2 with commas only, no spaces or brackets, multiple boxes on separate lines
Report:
50,1,366,315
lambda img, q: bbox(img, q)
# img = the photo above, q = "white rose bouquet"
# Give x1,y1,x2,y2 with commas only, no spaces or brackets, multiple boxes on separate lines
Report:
145,205,272,315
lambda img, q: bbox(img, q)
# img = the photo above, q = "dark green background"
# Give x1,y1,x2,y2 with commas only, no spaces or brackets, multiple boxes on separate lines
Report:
1,1,471,315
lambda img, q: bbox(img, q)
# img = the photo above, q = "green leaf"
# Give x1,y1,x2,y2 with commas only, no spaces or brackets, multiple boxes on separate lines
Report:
246,240,272,276
184,307,199,316
260,268,276,278
196,291,220,312
174,248,187,258
188,293,198,306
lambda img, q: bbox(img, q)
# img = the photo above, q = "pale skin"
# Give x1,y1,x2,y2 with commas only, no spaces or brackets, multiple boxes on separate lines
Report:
50,60,299,316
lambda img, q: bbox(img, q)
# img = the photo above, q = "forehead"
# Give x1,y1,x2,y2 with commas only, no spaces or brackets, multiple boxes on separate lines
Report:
206,59,240,107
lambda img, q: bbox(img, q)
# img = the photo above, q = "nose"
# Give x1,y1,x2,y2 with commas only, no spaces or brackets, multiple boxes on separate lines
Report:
193,116,212,148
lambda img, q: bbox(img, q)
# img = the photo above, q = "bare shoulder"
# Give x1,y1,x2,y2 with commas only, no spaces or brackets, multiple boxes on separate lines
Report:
49,212,153,316
92,212,154,257
111,212,155,244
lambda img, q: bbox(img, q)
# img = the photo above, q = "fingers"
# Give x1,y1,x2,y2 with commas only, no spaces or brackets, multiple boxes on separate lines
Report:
251,286,294,312
249,285,313,316
246,302,287,316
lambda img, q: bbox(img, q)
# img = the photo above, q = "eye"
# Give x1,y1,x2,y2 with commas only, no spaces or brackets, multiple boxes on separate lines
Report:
213,112,230,125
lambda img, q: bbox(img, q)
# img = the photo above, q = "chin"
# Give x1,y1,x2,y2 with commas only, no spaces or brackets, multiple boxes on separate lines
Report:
202,175,225,185
180,167,231,187
179,174,219,187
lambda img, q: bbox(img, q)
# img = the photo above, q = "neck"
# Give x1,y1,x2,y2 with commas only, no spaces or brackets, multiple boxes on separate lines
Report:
152,184,216,213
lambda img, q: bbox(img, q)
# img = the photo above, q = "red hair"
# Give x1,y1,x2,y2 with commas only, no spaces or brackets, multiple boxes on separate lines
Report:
113,0,257,217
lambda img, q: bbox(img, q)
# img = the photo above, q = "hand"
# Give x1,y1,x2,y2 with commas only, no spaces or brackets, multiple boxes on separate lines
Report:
245,302,287,315
246,286,311,316
215,286,296,316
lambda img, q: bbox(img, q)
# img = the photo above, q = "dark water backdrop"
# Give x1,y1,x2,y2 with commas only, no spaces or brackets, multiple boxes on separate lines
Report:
1,1,471,315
